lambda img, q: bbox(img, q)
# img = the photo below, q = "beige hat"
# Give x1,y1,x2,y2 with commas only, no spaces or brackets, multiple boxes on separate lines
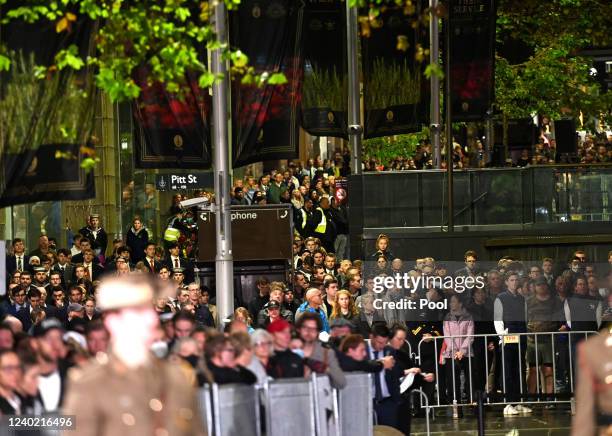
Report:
97,275,156,311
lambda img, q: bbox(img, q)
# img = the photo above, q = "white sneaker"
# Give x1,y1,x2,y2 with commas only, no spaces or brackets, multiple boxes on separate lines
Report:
515,404,532,414
503,405,519,415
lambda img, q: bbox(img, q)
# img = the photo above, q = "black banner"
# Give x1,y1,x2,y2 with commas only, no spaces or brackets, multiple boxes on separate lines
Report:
133,69,212,169
361,5,429,139
300,0,347,138
0,144,95,208
0,14,97,206
449,0,496,121
231,0,304,167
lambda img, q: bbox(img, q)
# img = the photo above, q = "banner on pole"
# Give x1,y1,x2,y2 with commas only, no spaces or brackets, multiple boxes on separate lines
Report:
231,0,304,168
0,16,97,206
132,69,212,169
449,0,497,121
300,0,347,138
361,4,429,139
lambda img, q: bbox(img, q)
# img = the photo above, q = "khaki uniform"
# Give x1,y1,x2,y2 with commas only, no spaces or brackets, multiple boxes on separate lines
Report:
572,330,612,436
62,353,205,436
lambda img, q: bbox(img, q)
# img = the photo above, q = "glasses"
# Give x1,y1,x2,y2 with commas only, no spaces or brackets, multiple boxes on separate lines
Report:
255,341,272,347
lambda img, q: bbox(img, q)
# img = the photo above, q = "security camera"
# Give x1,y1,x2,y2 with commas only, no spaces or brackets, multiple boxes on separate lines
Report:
348,124,363,135
179,197,211,209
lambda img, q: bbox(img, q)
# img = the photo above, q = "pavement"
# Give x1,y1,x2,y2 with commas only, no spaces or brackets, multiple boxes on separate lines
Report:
411,405,572,435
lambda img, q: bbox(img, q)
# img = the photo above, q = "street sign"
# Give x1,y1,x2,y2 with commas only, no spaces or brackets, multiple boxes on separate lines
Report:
155,173,213,191
197,205,293,262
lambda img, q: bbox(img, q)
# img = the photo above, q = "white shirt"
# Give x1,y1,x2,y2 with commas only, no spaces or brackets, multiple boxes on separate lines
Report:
15,255,24,271
84,263,93,278
171,256,181,268
38,370,61,412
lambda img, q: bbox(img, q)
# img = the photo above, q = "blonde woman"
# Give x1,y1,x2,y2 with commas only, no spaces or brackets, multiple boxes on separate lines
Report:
233,307,255,334
330,290,360,322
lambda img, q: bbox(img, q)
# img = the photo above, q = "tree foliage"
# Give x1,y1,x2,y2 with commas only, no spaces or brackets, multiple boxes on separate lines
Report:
0,0,269,102
495,0,612,128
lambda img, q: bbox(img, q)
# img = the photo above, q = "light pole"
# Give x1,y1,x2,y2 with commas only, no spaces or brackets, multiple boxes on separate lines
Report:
211,0,234,327
430,0,442,169
346,1,362,175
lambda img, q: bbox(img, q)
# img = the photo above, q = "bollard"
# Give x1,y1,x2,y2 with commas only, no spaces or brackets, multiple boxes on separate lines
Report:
477,390,486,436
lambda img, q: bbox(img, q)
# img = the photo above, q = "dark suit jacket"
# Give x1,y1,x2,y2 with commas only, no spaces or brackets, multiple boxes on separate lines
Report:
52,263,74,288
17,305,59,332
163,257,194,283
70,253,100,266
143,258,164,274
6,254,30,274
366,345,407,403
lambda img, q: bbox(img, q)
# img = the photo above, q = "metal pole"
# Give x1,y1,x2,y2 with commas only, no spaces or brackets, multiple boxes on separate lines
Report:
346,2,362,175
430,0,441,168
445,10,454,232
211,0,234,327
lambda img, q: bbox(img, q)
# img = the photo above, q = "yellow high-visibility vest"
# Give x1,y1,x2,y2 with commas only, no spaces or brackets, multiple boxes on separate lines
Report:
164,227,181,242
315,207,327,233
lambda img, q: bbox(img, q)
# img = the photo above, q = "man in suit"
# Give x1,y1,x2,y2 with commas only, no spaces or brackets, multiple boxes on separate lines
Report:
16,287,45,331
52,249,74,288
6,238,30,275
143,243,163,274
4,286,27,316
164,242,194,284
79,249,105,282
367,323,409,433
71,239,99,265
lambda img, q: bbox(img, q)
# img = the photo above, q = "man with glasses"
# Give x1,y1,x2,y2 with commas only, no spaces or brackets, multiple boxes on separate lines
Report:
6,287,27,316
297,312,346,389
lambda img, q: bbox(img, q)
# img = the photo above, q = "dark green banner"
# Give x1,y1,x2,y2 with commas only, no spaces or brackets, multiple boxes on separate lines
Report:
300,0,347,138
231,0,304,167
361,4,429,139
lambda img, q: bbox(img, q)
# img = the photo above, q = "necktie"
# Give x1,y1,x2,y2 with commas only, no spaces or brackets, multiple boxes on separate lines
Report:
17,257,22,271
174,258,179,268
150,260,155,272
374,350,383,401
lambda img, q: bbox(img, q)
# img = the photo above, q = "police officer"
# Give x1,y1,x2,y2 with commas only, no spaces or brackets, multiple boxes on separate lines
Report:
62,275,205,436
310,196,336,254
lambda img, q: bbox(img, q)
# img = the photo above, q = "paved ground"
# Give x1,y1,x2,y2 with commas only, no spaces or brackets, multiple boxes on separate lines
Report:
411,405,572,435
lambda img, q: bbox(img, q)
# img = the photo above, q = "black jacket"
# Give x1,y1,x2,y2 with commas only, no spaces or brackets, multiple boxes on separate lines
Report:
126,227,149,263
79,226,108,256
207,360,257,385
267,349,304,379
336,351,383,373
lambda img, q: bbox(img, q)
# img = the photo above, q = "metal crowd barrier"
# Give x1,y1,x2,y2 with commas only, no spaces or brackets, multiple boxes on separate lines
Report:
337,373,374,436
200,372,374,436
414,330,597,411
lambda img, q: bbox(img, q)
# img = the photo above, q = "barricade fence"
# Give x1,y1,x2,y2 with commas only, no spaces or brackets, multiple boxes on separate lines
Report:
414,330,597,411
199,373,373,436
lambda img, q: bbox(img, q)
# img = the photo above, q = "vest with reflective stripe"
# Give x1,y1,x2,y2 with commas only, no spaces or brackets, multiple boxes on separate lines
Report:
164,227,181,242
315,207,327,234
300,209,308,229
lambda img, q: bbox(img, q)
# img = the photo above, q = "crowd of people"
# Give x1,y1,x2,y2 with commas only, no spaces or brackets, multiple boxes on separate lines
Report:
361,132,611,171
2,201,612,433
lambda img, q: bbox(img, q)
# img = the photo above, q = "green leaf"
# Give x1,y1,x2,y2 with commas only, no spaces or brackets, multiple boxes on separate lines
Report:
0,54,10,71
267,72,288,85
198,72,216,88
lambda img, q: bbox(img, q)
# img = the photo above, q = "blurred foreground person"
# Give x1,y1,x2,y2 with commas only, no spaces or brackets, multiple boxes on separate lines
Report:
62,275,204,436
572,328,612,436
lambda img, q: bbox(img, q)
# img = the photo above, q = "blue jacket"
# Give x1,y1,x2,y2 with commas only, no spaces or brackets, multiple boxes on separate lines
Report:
297,301,330,333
